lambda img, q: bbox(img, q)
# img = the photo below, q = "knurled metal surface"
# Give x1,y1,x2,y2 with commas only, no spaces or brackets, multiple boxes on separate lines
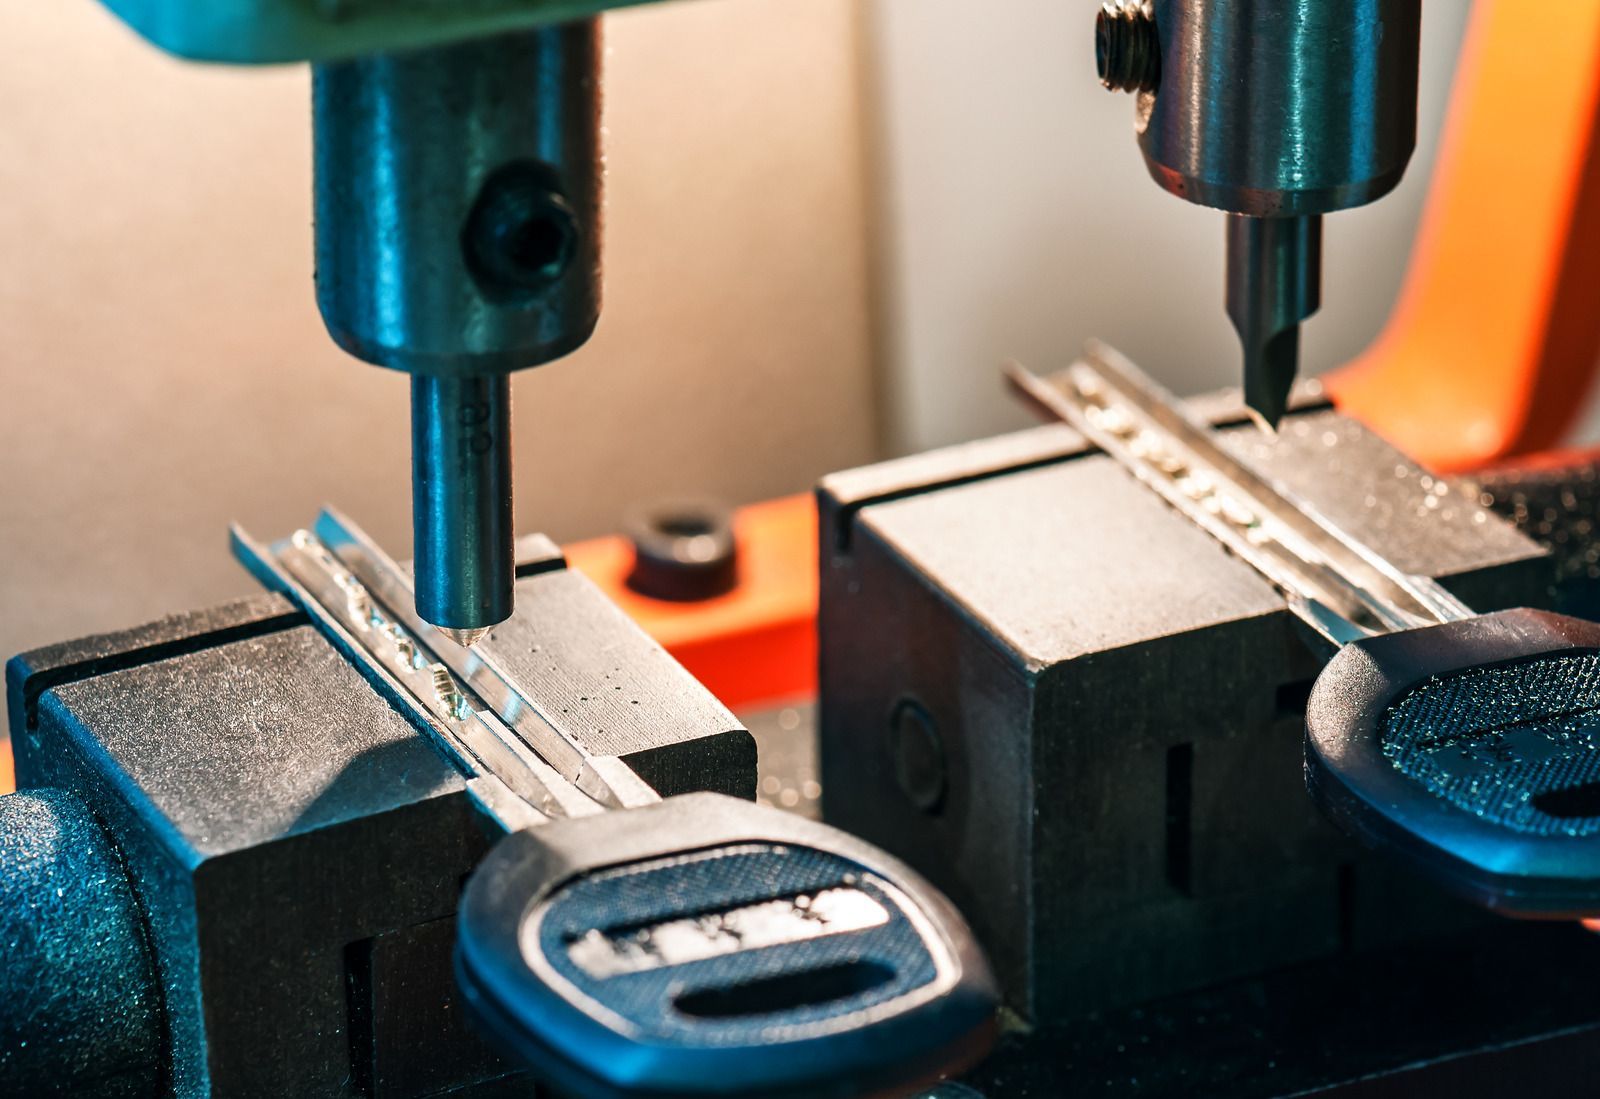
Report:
1382,651,1600,836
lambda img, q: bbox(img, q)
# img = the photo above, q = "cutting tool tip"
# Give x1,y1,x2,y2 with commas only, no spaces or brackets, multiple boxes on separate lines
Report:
1241,325,1299,435
438,625,493,648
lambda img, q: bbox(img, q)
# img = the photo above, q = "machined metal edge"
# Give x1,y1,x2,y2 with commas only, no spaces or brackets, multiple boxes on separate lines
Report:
98,0,656,64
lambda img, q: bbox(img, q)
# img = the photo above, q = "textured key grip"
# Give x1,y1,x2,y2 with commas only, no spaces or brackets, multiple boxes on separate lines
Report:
1306,608,1600,917
455,793,997,1099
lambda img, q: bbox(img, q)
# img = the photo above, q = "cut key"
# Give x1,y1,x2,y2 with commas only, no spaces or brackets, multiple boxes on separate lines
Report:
233,514,997,1099
1008,342,1600,919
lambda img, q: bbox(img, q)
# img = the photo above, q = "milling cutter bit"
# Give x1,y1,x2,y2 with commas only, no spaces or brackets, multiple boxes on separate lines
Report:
313,23,601,650
411,374,514,648
1226,214,1323,432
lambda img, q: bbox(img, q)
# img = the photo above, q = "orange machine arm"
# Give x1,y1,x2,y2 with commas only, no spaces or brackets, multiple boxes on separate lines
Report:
566,495,818,711
1330,0,1600,471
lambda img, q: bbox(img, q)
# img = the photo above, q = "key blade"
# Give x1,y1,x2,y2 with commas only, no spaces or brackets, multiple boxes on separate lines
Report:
1005,344,1474,646
231,522,606,831
312,507,661,811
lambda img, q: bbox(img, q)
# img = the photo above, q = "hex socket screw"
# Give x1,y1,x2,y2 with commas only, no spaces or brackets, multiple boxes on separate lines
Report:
1096,1,1160,94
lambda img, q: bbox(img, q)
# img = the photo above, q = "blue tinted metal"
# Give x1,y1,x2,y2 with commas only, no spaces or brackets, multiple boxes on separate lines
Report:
1140,0,1420,216
1383,651,1600,838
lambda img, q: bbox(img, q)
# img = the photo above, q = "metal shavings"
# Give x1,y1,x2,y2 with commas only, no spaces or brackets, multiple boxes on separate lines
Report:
383,622,415,668
291,529,481,730
1476,462,1600,595
429,664,475,723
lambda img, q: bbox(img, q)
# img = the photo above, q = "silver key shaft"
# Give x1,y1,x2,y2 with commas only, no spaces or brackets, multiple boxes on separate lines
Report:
1005,342,1473,647
232,522,616,833
313,508,659,811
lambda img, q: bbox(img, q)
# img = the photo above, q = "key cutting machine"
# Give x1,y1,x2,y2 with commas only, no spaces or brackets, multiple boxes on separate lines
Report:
12,1,1600,1097
1,3,1001,1097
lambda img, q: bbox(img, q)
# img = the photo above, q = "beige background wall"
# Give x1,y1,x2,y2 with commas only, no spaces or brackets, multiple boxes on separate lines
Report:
0,0,878,659
0,1,1493,663
865,0,1474,452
